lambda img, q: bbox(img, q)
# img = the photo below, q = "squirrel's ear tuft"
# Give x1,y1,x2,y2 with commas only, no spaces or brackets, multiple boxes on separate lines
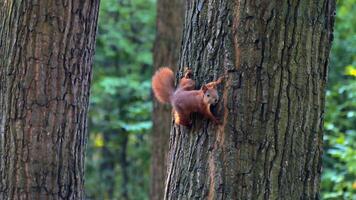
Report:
184,68,193,78
202,85,208,93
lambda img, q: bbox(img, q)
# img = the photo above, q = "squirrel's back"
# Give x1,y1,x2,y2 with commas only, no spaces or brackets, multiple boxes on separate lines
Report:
152,67,175,103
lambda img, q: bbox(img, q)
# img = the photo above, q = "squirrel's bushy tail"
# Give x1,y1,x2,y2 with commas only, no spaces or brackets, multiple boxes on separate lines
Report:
152,67,175,103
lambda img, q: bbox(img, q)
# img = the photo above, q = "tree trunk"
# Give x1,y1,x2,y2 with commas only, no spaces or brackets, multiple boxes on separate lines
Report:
150,0,184,199
100,131,115,199
164,0,335,200
119,132,129,200
0,1,99,199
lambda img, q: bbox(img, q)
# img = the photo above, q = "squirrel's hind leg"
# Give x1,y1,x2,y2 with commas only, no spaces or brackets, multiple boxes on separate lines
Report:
178,69,195,91
174,110,192,127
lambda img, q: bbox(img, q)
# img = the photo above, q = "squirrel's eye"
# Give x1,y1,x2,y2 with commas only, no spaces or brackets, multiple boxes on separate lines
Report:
207,94,210,97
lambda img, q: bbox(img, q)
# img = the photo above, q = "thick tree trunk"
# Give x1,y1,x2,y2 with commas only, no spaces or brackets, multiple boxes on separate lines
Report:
0,1,99,199
164,0,335,200
150,0,184,199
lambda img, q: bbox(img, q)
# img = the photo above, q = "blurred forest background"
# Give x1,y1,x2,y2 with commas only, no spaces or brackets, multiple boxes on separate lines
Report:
84,0,356,199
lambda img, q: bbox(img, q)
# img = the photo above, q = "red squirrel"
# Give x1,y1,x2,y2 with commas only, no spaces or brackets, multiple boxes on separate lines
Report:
152,67,223,127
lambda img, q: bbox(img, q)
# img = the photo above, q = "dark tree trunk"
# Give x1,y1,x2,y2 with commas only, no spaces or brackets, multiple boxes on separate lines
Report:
164,0,335,200
100,131,115,198
0,1,99,199
150,0,184,199
119,132,129,200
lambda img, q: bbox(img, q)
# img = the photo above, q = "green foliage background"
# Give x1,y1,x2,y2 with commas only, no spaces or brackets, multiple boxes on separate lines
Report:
322,0,356,199
85,0,155,199
85,0,356,199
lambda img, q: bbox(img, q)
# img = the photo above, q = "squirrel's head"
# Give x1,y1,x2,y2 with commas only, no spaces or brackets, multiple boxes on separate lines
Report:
202,85,219,105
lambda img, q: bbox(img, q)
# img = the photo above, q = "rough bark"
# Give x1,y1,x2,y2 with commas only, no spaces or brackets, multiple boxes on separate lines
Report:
164,0,335,200
150,0,184,199
0,1,99,199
